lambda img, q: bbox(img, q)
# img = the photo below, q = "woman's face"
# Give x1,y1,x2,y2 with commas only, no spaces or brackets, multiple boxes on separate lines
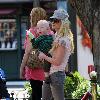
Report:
51,19,61,32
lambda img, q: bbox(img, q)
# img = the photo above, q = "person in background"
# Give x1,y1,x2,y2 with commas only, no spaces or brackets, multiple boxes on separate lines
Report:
20,7,47,100
38,8,74,100
0,68,10,100
27,20,54,84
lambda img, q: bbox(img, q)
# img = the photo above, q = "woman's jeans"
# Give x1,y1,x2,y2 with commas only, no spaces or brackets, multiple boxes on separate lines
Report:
42,71,65,100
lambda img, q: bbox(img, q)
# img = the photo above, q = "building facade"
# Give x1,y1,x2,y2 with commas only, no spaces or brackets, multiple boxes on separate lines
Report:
0,0,77,80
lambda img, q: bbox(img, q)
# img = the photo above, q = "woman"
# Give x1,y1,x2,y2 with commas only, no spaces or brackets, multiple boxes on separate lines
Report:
39,8,74,100
20,7,47,100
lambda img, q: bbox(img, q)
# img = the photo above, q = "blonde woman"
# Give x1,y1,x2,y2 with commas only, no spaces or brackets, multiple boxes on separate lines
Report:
39,8,74,100
20,7,47,100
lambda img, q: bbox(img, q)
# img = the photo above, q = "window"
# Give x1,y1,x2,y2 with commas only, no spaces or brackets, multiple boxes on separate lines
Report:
0,19,17,50
21,16,29,49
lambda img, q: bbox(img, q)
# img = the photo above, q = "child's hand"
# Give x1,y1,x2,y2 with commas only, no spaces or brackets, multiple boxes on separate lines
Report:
38,52,46,61
26,30,34,39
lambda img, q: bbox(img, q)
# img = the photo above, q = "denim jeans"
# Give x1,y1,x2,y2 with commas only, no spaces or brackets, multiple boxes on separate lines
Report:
42,71,65,100
42,82,53,100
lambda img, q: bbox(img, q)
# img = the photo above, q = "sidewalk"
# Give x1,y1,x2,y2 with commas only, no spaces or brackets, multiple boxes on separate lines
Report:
6,81,30,99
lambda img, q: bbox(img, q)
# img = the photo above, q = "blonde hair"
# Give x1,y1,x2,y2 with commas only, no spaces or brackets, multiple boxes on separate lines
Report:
37,20,50,29
49,19,74,53
30,7,47,27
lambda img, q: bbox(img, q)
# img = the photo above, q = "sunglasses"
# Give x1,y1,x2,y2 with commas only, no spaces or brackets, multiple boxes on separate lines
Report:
51,19,60,23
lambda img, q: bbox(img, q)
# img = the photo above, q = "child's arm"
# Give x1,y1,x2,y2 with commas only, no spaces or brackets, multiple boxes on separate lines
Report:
26,30,35,39
26,30,38,49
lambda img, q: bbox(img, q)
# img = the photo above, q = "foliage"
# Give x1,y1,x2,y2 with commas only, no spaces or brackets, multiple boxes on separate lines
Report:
64,71,81,98
72,79,90,99
64,71,91,99
24,81,32,95
97,84,100,98
24,71,100,99
64,71,100,99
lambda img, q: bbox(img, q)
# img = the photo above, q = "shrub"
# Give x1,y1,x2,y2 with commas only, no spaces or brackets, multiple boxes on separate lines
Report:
24,71,100,99
24,82,32,95
72,79,90,99
64,71,85,98
64,71,100,99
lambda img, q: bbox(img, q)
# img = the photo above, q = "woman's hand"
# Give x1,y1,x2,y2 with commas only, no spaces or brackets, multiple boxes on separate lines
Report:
38,52,46,61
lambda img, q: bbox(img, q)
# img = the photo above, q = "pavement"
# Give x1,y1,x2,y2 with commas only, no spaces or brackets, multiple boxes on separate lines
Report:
6,81,30,99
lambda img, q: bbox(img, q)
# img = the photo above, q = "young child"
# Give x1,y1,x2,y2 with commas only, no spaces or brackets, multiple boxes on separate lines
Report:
27,20,54,84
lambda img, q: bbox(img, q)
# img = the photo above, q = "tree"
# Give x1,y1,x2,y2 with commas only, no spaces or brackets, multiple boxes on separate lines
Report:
68,0,100,82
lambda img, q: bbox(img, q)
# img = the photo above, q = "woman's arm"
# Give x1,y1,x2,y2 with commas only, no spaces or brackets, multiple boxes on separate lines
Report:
39,45,65,66
20,37,32,79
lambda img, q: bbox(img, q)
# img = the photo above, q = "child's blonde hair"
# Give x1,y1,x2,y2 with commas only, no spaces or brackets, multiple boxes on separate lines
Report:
37,20,50,29
49,18,74,53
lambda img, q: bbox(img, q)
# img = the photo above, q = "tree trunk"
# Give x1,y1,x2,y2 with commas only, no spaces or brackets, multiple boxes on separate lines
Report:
93,7,100,82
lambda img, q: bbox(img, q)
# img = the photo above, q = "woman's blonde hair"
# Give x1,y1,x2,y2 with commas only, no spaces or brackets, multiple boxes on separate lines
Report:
30,7,47,27
49,19,74,53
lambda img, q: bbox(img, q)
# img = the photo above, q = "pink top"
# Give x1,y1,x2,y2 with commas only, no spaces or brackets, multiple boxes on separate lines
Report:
24,27,45,81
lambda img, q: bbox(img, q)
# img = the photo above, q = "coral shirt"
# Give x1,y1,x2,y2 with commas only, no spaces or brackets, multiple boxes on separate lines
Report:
24,28,45,81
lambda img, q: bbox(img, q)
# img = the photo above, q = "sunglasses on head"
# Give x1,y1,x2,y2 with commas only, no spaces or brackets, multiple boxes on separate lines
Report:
51,18,60,23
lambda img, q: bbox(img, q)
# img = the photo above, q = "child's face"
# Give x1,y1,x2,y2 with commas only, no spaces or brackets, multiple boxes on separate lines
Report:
37,24,49,36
